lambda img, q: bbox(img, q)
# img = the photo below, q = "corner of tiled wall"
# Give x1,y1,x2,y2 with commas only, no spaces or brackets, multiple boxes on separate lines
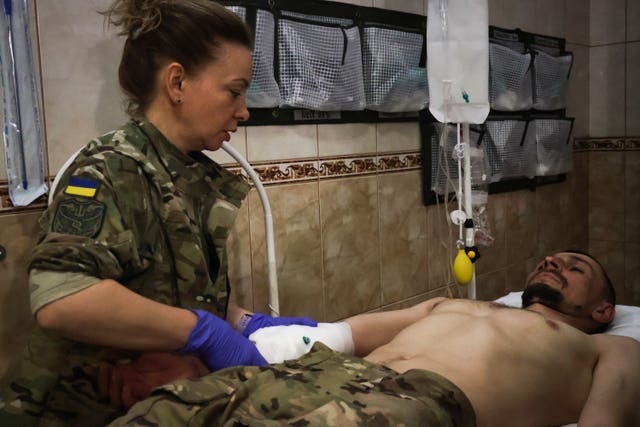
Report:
582,0,640,305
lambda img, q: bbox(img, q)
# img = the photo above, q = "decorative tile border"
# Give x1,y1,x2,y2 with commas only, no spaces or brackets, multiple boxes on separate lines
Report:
573,137,640,151
0,151,422,213
254,161,320,183
319,157,378,178
378,153,422,172
246,151,422,185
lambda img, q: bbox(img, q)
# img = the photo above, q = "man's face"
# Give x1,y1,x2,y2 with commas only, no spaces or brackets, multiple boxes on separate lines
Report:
523,252,605,316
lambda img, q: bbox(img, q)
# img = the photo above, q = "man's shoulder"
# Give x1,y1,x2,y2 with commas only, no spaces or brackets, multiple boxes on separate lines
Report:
590,332,640,348
588,333,640,364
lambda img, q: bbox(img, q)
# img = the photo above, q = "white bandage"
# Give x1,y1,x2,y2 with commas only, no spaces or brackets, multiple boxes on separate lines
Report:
248,322,355,364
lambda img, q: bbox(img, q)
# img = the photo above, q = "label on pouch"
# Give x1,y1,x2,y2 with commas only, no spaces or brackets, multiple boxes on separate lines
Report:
294,110,342,121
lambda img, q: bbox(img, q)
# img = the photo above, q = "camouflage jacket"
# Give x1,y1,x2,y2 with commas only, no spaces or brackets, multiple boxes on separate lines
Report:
0,119,250,426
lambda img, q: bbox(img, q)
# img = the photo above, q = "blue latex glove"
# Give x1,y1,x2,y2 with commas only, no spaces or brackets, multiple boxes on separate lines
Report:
180,310,267,371
241,313,318,338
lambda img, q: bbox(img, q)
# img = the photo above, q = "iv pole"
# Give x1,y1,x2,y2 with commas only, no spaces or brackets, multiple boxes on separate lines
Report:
427,0,489,299
462,123,476,299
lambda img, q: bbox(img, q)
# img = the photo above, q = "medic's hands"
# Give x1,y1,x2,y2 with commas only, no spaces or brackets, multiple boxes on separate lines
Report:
180,309,268,371
241,313,318,338
89,311,315,410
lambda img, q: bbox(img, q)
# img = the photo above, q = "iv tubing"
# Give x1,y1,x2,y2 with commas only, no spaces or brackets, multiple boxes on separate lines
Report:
221,141,280,317
456,123,463,242
462,123,476,299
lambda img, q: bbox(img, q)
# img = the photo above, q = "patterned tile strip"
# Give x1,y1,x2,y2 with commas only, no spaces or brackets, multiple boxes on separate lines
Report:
2,137,637,213
0,151,422,213
225,151,422,185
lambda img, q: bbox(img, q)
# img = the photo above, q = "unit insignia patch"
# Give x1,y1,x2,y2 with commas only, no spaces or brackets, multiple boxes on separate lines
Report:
52,198,106,237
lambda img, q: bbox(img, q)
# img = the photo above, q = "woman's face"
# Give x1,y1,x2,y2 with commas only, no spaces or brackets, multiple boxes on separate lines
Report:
178,41,252,152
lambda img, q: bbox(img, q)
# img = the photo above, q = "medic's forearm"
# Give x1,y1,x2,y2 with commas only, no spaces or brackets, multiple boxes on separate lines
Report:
36,279,197,351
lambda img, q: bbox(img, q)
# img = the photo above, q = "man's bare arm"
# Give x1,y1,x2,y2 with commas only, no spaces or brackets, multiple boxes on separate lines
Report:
579,334,640,426
347,297,447,356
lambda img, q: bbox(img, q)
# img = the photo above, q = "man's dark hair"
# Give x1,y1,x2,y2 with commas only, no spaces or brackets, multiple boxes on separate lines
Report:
564,249,616,306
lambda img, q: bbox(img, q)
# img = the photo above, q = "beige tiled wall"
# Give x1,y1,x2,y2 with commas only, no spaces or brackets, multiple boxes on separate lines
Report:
627,41,640,136
584,0,640,305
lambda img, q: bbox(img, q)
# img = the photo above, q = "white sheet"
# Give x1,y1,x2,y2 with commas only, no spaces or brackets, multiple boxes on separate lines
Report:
495,291,640,342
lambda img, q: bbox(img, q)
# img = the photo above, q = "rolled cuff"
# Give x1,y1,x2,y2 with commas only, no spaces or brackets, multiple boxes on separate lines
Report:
29,269,102,314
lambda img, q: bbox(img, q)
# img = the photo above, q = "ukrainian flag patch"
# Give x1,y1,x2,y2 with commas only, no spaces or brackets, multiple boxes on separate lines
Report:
64,177,100,198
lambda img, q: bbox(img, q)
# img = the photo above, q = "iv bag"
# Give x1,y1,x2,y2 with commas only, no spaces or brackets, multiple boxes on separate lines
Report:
427,0,490,124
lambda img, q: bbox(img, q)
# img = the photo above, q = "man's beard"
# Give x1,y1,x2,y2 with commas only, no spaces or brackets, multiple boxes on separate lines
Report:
522,282,564,310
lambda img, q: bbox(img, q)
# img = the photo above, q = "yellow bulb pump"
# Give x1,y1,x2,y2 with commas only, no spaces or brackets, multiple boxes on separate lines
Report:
453,249,473,286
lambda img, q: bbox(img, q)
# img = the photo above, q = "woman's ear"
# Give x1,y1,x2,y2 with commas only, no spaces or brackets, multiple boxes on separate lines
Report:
164,62,185,105
592,302,615,324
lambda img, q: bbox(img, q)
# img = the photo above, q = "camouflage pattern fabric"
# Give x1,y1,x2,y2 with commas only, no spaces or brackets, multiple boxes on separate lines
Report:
110,343,476,427
0,119,250,426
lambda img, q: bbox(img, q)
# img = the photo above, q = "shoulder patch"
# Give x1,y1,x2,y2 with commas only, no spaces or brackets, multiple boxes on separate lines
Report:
64,177,100,198
52,198,106,237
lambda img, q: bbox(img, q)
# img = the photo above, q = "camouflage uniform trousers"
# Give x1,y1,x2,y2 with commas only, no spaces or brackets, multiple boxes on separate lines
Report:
110,343,476,427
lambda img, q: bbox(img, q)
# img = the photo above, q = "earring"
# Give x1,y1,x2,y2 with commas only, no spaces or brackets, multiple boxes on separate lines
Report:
175,98,183,104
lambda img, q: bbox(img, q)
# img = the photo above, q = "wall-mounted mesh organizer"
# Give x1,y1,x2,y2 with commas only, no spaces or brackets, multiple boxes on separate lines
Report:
429,123,485,195
529,117,574,176
421,111,573,205
277,13,365,110
527,34,573,111
221,2,573,127
362,24,428,112
490,27,573,113
420,27,574,206
489,28,533,111
227,5,281,108
483,117,536,182
219,0,427,124
219,0,575,205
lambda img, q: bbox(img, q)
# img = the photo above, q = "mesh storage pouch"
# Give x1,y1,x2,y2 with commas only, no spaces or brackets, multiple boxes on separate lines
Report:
226,6,246,20
430,123,483,195
532,49,572,110
483,119,536,182
362,25,428,112
279,10,353,25
277,16,365,111
530,118,574,176
227,6,281,108
489,42,533,111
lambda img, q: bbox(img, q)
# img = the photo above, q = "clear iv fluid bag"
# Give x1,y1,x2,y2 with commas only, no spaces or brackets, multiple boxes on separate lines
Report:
427,0,490,124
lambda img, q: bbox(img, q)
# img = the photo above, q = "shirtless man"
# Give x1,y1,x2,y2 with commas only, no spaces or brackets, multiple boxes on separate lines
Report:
105,251,640,426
